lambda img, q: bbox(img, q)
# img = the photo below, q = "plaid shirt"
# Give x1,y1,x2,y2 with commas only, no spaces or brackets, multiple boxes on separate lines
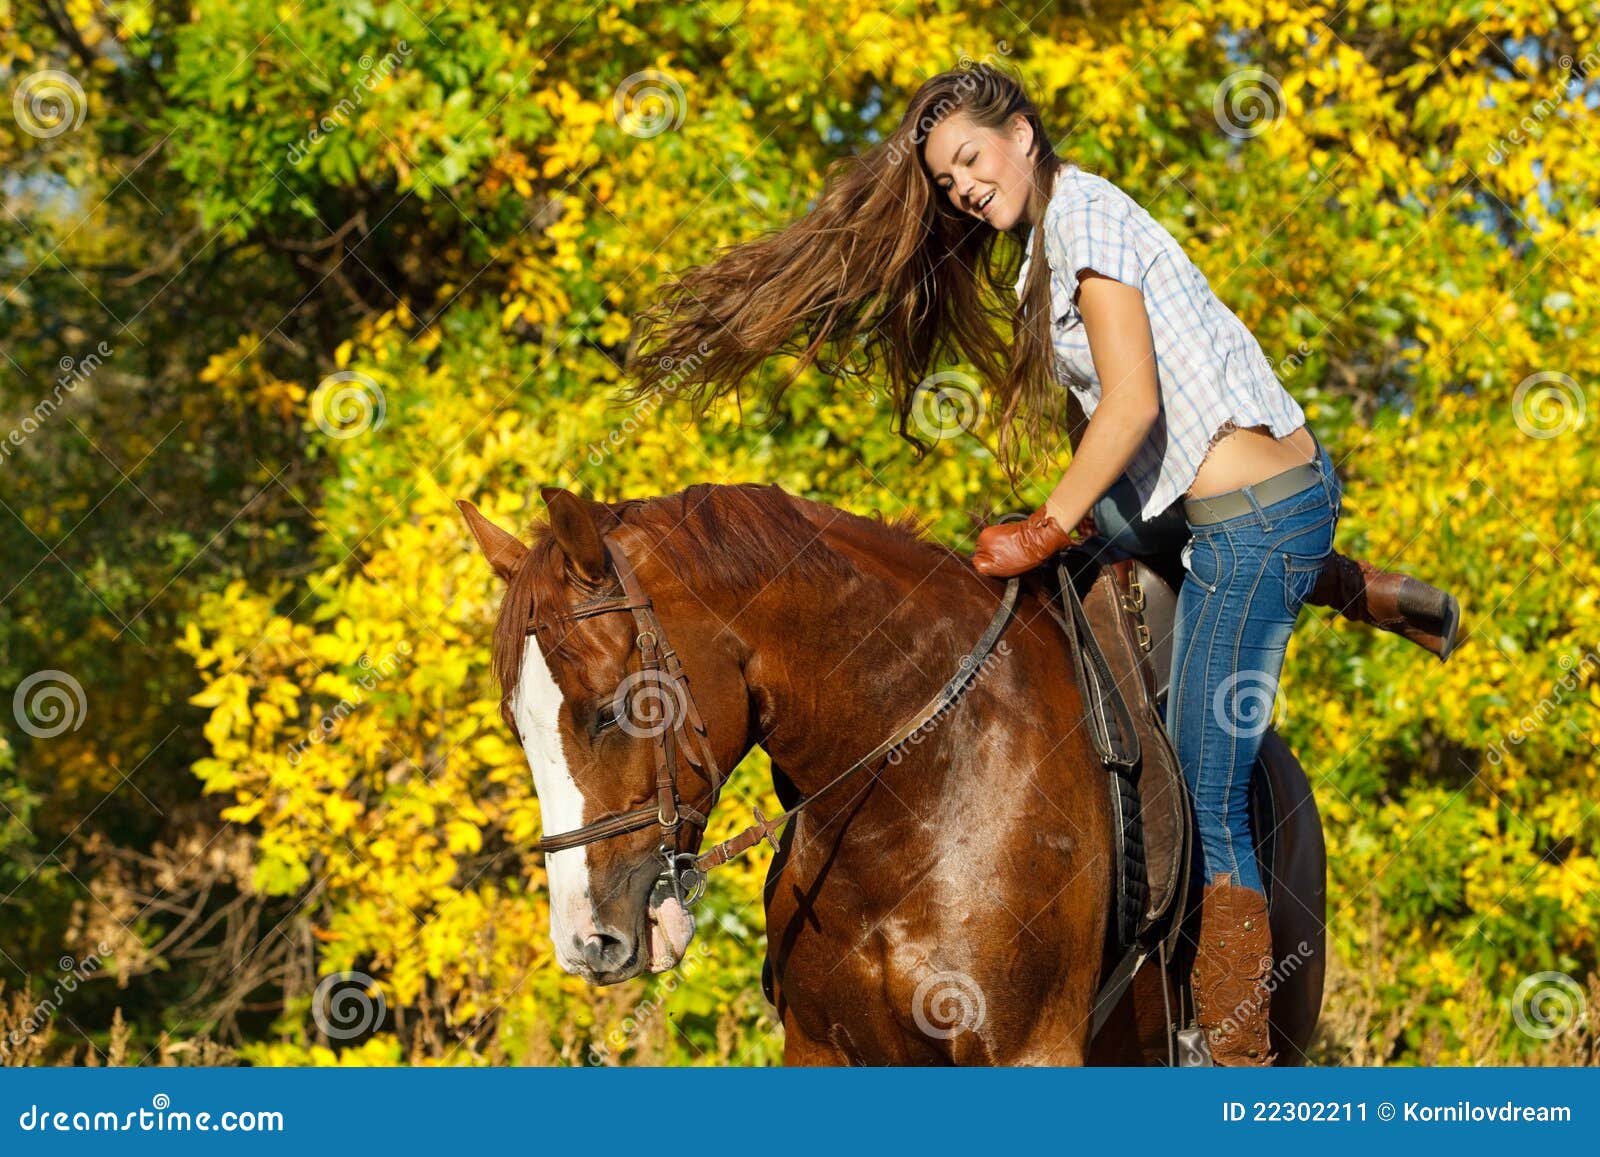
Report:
1014,164,1306,521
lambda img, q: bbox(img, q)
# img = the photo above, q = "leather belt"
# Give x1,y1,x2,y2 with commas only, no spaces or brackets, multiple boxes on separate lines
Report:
1181,460,1322,526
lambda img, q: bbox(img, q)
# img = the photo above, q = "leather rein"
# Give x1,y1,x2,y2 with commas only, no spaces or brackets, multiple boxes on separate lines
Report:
526,535,1021,908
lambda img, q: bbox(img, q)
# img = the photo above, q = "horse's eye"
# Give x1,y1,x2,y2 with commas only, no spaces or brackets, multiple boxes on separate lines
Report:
591,697,621,736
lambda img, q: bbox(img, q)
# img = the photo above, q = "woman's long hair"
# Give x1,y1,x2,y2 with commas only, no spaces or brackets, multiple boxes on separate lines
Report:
620,62,1069,485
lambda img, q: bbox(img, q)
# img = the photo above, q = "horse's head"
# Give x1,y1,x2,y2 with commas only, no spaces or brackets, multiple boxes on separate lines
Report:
458,487,750,985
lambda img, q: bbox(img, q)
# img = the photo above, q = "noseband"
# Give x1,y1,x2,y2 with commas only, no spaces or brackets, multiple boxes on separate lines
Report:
526,534,1020,907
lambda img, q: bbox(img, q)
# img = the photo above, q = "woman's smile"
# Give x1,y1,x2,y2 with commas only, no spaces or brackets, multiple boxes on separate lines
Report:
924,110,1039,231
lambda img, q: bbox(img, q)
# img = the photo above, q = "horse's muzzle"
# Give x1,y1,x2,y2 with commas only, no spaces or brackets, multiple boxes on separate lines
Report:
580,927,637,978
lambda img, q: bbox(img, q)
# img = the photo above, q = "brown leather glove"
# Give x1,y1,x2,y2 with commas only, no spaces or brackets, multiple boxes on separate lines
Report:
972,506,1088,578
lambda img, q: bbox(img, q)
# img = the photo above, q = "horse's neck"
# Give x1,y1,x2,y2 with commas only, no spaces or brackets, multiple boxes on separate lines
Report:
734,554,1020,799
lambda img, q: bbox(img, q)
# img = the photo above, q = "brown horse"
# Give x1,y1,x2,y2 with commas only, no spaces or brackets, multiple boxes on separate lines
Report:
459,481,1304,1065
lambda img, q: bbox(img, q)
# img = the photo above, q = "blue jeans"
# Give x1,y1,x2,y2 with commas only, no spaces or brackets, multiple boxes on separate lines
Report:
1091,472,1192,558
1163,434,1342,897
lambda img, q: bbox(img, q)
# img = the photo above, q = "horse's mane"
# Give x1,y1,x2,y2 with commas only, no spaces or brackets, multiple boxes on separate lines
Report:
490,482,964,711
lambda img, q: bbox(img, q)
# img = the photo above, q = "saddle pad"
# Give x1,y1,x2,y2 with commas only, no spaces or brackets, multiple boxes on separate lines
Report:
1064,548,1188,936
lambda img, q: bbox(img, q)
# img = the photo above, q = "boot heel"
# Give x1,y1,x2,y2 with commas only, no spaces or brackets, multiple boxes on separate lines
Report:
1308,553,1464,662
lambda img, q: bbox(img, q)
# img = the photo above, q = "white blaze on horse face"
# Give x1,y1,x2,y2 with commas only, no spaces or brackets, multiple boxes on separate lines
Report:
513,637,598,972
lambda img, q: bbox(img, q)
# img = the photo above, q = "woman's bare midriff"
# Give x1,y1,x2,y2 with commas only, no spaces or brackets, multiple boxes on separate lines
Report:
1187,422,1317,500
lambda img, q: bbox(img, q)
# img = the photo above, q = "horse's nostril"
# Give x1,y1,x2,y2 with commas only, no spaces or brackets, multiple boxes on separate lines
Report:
580,930,633,973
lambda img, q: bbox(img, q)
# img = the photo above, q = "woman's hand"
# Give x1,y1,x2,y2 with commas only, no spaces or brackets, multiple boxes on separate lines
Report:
972,506,1095,577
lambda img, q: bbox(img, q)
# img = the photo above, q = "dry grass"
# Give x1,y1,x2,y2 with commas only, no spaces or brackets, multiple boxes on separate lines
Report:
2,987,235,1067
1307,894,1597,1066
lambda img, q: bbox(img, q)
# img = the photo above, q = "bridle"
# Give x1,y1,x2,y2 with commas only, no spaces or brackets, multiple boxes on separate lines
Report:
525,534,1021,910
527,537,725,908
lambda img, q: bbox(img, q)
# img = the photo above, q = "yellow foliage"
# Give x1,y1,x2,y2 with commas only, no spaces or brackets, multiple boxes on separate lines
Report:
151,0,1600,1066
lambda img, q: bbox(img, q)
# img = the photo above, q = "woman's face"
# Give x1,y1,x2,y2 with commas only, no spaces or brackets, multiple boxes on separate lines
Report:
924,111,1037,232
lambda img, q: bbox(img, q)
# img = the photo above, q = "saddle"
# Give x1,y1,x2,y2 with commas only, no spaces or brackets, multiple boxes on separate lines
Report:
1048,541,1187,955
1050,537,1327,1062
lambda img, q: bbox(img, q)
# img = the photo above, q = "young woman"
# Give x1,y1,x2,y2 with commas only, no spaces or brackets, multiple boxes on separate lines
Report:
624,63,1460,1065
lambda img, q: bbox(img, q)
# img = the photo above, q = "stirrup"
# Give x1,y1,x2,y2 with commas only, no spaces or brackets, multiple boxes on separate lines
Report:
1175,1024,1214,1067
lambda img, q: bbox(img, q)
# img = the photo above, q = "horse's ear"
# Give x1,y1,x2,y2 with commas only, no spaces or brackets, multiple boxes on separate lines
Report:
455,499,529,584
540,486,609,584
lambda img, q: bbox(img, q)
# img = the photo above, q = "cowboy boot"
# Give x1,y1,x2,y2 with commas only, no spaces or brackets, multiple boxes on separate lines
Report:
1304,550,1462,661
1189,873,1277,1066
